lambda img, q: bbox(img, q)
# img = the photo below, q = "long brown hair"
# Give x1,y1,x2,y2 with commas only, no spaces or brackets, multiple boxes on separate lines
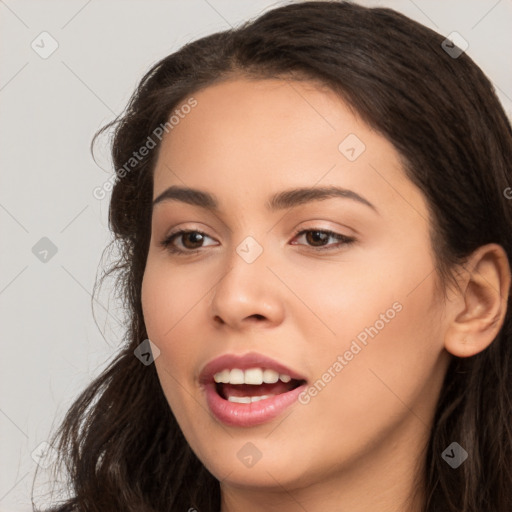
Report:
34,2,512,510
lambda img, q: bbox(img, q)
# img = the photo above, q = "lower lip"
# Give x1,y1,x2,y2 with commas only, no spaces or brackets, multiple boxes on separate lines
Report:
203,382,307,427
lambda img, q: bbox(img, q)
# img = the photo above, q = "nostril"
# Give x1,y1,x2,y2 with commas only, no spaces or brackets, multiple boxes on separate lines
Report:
214,315,225,325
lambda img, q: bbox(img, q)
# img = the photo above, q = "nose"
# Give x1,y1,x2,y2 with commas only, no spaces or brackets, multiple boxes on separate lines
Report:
209,241,285,330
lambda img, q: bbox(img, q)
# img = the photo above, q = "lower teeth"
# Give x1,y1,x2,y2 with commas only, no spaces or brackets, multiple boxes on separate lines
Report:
227,395,273,403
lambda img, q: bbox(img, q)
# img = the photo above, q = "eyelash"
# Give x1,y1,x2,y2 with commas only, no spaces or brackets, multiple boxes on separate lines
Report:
159,228,356,255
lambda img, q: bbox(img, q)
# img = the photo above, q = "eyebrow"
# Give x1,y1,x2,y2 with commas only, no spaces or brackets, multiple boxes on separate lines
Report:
152,185,378,214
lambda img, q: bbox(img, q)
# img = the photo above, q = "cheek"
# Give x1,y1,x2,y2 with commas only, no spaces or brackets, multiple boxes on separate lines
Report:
287,242,445,441
141,260,206,429
141,255,212,344
293,271,445,456
271,235,437,360
140,258,200,385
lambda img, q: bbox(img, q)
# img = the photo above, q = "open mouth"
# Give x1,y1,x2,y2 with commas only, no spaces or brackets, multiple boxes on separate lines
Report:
213,368,307,403
202,361,309,426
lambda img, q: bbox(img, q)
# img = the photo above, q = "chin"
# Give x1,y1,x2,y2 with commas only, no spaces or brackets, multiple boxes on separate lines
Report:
194,436,314,490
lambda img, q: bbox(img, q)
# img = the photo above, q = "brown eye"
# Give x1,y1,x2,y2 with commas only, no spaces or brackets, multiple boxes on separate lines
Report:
304,230,330,247
180,231,206,249
160,230,217,254
291,229,356,251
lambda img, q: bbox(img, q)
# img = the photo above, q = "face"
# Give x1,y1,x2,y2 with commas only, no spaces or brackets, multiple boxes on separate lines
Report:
141,77,452,497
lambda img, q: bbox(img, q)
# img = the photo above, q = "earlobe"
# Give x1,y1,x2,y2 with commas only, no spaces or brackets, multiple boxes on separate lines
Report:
444,243,511,358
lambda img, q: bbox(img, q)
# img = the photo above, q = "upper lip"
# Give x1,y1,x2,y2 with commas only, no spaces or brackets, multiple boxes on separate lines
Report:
199,351,308,385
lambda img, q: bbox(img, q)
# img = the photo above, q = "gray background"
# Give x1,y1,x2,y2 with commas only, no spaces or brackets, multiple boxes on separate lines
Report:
1,1,511,510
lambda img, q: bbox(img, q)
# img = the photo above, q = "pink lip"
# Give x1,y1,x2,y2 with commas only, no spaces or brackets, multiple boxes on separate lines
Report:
204,381,307,427
199,352,308,428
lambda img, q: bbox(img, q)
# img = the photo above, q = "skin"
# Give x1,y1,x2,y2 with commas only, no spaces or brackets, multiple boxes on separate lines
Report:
141,77,510,511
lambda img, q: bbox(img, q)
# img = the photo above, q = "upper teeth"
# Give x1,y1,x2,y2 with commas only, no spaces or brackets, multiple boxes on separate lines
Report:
213,368,292,385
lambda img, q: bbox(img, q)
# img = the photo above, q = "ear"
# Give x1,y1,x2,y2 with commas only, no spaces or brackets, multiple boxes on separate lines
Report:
444,243,511,358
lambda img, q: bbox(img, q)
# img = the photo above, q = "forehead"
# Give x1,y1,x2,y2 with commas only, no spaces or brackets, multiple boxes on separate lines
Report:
160,77,368,156
152,77,427,222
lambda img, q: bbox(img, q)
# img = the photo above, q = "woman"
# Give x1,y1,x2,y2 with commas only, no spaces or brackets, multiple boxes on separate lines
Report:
36,1,512,511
